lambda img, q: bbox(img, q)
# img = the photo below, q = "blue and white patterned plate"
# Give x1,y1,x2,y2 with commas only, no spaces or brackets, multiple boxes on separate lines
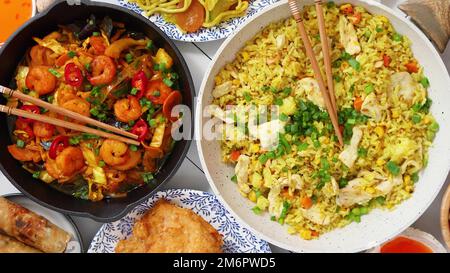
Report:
118,0,280,42
88,189,271,253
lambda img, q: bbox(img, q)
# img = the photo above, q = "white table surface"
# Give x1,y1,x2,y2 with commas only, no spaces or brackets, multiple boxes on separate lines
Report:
1,0,449,253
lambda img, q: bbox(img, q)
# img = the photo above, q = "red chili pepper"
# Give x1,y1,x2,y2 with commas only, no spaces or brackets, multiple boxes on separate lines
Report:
64,63,83,88
130,119,149,141
131,70,148,99
18,105,41,124
49,135,69,159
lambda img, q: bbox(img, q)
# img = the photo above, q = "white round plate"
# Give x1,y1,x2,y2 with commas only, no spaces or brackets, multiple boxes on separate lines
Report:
3,194,83,253
196,0,450,252
88,189,271,253
117,0,280,42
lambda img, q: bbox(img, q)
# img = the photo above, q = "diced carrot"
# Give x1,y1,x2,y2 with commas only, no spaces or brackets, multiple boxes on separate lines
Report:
354,96,363,111
311,230,320,237
349,12,362,24
340,4,354,15
301,197,313,209
281,188,295,201
230,150,241,161
383,54,391,67
405,62,419,73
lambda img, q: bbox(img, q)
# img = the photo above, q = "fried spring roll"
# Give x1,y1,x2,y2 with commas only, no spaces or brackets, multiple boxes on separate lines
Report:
0,197,71,253
0,233,42,253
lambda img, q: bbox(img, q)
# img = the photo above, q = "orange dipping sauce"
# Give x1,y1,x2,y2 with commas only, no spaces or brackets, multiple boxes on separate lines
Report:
0,0,33,43
380,236,433,253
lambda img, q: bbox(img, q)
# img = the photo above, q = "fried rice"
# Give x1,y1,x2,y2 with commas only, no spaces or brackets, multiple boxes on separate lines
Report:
210,3,439,239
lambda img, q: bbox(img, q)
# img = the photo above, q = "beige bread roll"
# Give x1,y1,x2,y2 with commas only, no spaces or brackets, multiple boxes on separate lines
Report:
0,197,70,253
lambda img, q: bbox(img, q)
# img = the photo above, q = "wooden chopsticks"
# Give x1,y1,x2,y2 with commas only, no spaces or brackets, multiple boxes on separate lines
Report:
0,85,140,146
288,0,344,146
315,0,337,115
0,85,138,140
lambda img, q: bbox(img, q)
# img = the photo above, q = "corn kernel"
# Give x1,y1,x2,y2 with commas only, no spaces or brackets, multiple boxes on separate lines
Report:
375,126,384,137
248,191,257,202
215,75,222,85
249,143,260,153
376,158,385,166
242,51,250,61
300,229,312,240
404,175,411,184
392,109,400,118
422,116,431,124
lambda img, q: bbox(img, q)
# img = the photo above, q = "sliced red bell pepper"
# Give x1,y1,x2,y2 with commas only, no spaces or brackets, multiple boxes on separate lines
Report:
131,70,148,99
64,63,83,88
49,135,69,159
130,119,149,141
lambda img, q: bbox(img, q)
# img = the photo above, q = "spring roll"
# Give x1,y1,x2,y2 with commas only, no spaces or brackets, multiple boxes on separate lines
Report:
0,197,71,253
0,233,42,253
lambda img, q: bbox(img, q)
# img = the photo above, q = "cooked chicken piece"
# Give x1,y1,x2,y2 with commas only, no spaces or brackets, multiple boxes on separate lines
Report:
249,120,285,151
336,178,372,207
390,72,426,105
302,205,331,226
296,77,325,109
339,126,363,168
361,92,383,122
235,155,251,194
338,15,361,55
115,200,223,253
212,81,233,98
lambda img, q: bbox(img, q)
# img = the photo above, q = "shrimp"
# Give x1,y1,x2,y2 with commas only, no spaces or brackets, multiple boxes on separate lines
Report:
25,66,57,95
33,121,55,139
61,98,91,117
100,139,130,166
55,86,77,106
46,147,85,179
114,150,142,171
29,45,56,66
114,96,142,122
89,55,116,86
89,36,107,55
8,145,41,163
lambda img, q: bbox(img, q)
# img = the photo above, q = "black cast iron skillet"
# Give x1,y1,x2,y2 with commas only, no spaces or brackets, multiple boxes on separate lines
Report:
0,0,194,222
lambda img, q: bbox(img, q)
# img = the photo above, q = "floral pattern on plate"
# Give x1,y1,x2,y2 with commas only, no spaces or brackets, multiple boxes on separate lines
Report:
118,0,280,42
88,189,271,253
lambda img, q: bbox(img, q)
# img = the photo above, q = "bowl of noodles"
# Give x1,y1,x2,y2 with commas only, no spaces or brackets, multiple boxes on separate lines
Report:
0,0,194,222
196,0,450,252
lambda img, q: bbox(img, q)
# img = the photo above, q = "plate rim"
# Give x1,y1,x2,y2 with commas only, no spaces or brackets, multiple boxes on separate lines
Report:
1,193,85,253
117,0,279,42
87,188,272,253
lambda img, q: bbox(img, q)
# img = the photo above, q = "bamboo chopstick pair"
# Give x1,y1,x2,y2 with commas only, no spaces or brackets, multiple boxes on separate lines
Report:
288,0,344,146
0,85,140,146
